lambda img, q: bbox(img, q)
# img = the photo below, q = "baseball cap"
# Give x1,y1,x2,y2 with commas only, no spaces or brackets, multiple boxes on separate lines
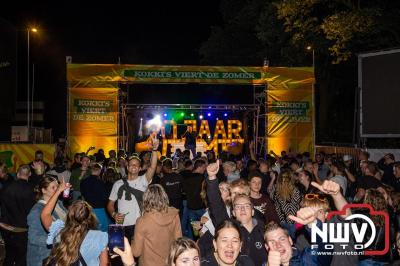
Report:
343,155,353,162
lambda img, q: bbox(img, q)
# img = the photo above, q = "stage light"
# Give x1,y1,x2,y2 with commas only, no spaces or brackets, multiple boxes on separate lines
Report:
190,113,194,117
216,117,219,120
163,113,168,117
207,113,211,117
180,112,185,117
224,113,228,117
140,118,143,121
146,115,162,132
199,115,204,119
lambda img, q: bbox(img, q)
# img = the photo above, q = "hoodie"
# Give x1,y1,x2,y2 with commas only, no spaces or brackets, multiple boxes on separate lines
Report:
131,207,182,266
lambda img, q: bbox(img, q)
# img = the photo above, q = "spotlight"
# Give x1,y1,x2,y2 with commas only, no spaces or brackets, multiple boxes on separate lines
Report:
163,113,168,117
146,115,162,131
224,113,228,117
216,117,219,120
180,112,185,117
140,118,143,121
199,115,204,119
207,113,211,117
190,113,194,117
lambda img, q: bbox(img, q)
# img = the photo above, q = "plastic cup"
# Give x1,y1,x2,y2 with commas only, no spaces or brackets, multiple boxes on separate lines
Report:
190,221,200,238
116,213,126,225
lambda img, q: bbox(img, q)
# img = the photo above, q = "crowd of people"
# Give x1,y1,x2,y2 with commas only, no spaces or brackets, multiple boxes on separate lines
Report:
1,137,400,266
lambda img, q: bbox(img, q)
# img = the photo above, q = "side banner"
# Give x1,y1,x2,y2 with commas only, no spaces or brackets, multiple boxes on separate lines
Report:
0,144,55,174
68,87,118,156
266,67,314,155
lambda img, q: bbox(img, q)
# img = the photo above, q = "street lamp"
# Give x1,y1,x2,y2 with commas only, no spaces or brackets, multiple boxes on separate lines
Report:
27,27,38,132
306,45,316,157
306,45,315,69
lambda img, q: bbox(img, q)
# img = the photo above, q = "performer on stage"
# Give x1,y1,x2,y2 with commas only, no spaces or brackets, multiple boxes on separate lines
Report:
181,126,197,158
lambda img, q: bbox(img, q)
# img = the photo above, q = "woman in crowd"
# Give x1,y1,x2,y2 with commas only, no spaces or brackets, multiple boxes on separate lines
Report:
222,161,239,183
206,162,266,266
200,220,254,266
131,184,182,266
41,180,108,266
27,176,67,266
269,170,302,224
198,181,231,257
359,188,394,265
296,170,319,195
168,237,201,266
113,236,201,266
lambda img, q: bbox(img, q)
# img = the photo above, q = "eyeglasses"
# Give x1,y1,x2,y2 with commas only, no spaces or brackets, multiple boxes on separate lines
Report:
233,203,252,210
305,194,327,202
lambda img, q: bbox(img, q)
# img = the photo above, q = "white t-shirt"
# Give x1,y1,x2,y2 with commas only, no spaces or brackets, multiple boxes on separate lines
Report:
109,174,149,226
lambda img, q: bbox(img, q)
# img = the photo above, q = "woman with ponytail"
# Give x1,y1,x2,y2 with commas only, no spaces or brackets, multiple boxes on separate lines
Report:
27,176,67,266
41,179,108,266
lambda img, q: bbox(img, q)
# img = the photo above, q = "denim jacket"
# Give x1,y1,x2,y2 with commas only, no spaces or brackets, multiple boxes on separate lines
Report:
27,200,66,266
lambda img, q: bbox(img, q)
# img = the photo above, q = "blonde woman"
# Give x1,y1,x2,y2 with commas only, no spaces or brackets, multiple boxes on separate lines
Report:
41,180,108,266
131,184,182,266
270,170,302,224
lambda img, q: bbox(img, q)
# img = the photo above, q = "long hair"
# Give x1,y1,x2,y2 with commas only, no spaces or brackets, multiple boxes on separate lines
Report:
45,201,98,266
168,237,200,266
142,184,169,213
276,171,296,202
364,189,387,226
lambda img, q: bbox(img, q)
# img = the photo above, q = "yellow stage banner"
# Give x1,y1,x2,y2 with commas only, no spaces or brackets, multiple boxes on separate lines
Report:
67,64,267,85
266,67,315,155
68,87,118,156
0,144,55,173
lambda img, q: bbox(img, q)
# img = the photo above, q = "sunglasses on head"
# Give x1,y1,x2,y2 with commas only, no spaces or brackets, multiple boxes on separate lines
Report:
305,193,328,202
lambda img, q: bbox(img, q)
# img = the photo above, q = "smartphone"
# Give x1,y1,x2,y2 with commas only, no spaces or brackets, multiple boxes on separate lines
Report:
108,224,124,254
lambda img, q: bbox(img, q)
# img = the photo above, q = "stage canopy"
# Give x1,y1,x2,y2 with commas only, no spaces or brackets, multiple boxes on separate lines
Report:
67,64,314,157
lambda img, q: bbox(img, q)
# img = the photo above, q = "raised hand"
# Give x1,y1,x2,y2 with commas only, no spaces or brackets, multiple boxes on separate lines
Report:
207,161,219,180
311,180,340,195
288,207,319,225
267,250,281,266
152,136,160,150
57,176,72,194
113,237,135,266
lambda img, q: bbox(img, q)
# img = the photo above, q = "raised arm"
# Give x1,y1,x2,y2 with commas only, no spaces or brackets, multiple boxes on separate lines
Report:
145,136,160,183
311,180,350,218
206,162,229,226
41,178,70,231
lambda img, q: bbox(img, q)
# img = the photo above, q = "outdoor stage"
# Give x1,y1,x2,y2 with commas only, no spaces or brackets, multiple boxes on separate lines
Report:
66,64,315,157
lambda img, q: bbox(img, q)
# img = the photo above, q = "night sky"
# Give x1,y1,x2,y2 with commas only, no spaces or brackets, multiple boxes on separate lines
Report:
1,1,226,138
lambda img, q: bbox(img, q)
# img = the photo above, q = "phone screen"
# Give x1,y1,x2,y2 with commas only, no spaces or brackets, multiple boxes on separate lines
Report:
108,224,124,254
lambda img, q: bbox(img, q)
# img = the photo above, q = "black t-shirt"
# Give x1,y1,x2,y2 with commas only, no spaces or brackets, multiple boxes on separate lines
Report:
356,175,382,190
160,172,183,200
183,131,196,146
80,175,108,208
182,173,205,210
260,172,271,195
0,179,35,227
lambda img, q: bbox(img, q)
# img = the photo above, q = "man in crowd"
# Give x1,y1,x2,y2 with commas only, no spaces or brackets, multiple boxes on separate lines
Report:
107,137,159,241
0,165,35,266
29,150,50,188
69,155,91,200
